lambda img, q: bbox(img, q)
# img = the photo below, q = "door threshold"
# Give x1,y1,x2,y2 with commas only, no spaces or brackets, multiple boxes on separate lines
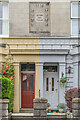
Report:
20,108,33,113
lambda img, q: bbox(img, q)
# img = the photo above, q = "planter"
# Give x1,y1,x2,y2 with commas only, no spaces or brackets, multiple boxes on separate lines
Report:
60,77,69,87
59,108,64,113
0,99,9,119
33,98,48,117
72,98,80,118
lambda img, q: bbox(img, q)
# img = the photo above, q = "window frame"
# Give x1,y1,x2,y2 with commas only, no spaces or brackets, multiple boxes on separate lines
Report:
71,1,80,36
0,2,9,38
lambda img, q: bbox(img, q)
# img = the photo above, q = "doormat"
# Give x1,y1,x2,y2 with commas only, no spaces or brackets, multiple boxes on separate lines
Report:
48,109,59,113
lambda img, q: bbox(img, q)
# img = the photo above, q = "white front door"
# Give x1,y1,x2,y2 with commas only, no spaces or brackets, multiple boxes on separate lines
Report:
43,72,58,109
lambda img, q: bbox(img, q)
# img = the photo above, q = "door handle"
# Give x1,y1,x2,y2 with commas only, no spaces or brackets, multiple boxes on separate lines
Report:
33,92,34,94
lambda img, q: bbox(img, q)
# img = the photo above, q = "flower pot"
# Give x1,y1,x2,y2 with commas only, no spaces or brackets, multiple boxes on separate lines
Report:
59,108,64,113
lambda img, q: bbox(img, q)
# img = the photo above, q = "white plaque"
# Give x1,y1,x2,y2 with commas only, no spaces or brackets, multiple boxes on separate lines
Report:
35,13,44,22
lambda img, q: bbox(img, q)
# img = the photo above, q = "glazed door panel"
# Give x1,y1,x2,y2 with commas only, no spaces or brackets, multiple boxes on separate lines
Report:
21,73,35,108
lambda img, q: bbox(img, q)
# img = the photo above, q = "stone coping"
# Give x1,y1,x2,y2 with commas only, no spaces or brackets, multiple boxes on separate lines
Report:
12,113,33,117
11,113,67,117
0,99,9,103
72,98,80,103
33,98,48,103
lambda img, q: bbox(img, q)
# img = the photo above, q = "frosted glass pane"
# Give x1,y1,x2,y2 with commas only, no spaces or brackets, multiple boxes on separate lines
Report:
72,20,78,35
0,4,2,18
78,4,80,18
71,3,78,17
29,75,33,91
3,4,8,19
23,75,27,91
0,20,2,34
3,20,8,35
78,20,80,34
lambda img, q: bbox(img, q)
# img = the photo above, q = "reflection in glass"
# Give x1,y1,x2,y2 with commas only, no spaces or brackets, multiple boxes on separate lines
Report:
23,75,27,91
21,64,35,71
46,78,49,91
0,20,2,34
0,4,2,18
29,75,33,91
52,78,54,91
43,66,57,72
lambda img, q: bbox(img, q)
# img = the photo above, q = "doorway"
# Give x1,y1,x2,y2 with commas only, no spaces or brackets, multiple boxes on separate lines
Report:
21,73,35,108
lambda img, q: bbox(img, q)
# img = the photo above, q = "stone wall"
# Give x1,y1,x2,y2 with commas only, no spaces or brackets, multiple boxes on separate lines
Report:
72,98,80,119
33,98,48,117
0,99,9,119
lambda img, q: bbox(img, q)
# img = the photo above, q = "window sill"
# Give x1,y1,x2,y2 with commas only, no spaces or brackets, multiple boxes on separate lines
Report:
0,35,9,38
71,35,80,38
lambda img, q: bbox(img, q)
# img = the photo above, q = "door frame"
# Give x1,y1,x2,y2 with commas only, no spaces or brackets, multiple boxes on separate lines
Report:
21,72,35,108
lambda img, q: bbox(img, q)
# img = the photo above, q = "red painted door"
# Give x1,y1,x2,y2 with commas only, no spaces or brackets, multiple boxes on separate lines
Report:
21,73,35,108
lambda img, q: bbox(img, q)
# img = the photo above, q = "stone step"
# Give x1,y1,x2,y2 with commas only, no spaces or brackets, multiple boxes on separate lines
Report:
20,109,33,113
11,113,67,119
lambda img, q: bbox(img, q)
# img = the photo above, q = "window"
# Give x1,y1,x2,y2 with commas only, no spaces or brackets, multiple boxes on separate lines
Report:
21,63,35,71
46,78,49,91
71,2,80,36
52,78,54,91
43,66,57,72
0,3,8,36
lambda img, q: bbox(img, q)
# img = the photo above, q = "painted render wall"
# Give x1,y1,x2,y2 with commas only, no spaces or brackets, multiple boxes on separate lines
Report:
9,1,70,37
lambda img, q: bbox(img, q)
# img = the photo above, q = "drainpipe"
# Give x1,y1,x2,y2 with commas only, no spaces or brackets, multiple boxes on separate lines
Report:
39,89,40,98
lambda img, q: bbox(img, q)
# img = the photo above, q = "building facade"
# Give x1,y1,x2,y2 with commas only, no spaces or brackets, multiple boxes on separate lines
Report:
0,0,80,112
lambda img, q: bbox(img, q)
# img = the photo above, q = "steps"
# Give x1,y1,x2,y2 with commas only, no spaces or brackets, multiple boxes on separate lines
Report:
20,109,33,113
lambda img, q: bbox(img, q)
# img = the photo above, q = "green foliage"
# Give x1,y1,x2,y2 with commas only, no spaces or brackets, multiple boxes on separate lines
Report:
65,88,80,112
60,77,69,87
57,103,66,109
47,103,51,107
1,77,14,112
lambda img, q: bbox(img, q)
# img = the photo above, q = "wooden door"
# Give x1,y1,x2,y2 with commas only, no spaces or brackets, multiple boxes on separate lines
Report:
21,73,35,108
43,72,58,109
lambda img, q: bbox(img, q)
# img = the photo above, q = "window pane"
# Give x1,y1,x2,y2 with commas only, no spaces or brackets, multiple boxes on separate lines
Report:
71,3,78,18
21,64,35,71
71,20,78,35
79,3,80,17
46,78,49,91
23,75,27,91
29,75,33,91
43,66,57,72
71,2,80,18
0,20,2,34
0,4,2,18
78,20,80,34
3,20,8,35
52,78,54,91
3,3,8,19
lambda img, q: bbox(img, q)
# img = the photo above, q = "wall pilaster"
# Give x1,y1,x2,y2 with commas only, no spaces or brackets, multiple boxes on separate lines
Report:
13,62,20,113
35,63,40,98
59,63,66,103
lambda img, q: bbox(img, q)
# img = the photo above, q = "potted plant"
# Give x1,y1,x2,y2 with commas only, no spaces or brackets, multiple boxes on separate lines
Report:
47,103,51,112
60,77,69,87
57,103,67,113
